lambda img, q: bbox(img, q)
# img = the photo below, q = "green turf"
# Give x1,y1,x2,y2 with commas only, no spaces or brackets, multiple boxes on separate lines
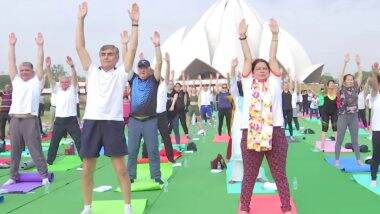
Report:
0,116,379,213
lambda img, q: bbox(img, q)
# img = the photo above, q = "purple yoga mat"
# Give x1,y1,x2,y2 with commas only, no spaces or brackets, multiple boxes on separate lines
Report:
0,172,54,194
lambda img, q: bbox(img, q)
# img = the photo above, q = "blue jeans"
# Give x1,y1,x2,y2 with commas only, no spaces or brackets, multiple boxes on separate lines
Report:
128,117,161,179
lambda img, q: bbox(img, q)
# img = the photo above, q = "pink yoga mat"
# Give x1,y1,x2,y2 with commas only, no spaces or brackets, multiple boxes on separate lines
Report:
0,159,10,164
238,196,297,214
315,141,352,153
0,172,54,194
213,134,230,144
170,136,189,145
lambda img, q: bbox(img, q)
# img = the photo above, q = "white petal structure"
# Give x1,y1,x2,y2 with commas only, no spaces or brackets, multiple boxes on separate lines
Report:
158,0,323,82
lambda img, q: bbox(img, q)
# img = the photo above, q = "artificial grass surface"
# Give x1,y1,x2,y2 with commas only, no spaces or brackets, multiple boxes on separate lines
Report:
0,118,379,214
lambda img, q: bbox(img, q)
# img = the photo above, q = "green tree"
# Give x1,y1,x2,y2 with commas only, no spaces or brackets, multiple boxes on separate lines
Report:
0,75,11,90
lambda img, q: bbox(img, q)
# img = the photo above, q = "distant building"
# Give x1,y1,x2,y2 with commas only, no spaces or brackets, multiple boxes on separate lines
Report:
157,0,323,83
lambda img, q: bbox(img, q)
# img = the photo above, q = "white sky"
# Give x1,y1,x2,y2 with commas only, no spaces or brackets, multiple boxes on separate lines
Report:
0,0,379,77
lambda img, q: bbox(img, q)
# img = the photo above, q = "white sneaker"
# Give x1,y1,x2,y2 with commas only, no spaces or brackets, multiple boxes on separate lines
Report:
124,205,132,214
81,207,92,214
370,180,377,189
42,178,50,186
3,179,15,186
197,129,205,135
290,136,295,141
173,162,182,167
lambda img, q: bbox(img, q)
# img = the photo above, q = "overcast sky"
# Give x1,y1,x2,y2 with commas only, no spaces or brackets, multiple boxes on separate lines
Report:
0,0,379,77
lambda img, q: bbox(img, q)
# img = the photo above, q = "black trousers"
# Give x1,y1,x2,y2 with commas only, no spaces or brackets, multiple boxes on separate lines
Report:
283,109,293,136
218,108,232,136
179,109,188,135
368,109,372,126
38,103,45,134
292,117,300,131
371,131,380,180
302,102,309,116
0,111,10,141
358,109,367,128
142,112,175,162
47,116,82,164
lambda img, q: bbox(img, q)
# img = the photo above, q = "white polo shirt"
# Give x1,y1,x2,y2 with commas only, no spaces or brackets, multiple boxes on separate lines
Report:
240,73,284,129
83,64,129,121
53,84,78,117
366,94,372,109
156,82,168,114
371,93,380,131
358,91,365,110
9,75,42,116
200,89,212,106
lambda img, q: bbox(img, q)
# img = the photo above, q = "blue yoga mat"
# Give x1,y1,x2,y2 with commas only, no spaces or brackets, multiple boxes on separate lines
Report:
226,161,276,194
325,157,378,173
352,174,380,195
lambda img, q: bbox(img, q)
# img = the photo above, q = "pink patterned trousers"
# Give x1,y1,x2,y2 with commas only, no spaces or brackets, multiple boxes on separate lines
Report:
240,127,291,212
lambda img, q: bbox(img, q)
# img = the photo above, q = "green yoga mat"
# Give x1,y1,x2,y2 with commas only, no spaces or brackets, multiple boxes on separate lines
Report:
285,130,303,137
116,163,172,192
226,162,276,194
352,174,380,195
0,147,48,158
93,199,147,214
34,156,81,172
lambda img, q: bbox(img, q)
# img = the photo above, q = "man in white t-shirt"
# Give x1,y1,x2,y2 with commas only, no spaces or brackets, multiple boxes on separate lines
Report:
199,74,214,125
76,2,139,214
45,56,82,165
3,32,50,186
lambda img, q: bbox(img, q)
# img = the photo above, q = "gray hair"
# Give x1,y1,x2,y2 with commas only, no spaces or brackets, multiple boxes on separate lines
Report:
19,62,33,69
99,45,119,58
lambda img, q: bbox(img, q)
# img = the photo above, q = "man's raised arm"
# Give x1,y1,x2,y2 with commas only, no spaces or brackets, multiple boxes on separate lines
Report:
76,1,91,71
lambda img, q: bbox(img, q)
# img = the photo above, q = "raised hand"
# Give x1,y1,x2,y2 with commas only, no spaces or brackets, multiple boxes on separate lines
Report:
355,54,361,65
35,32,44,46
66,56,74,67
120,30,129,45
128,3,139,24
45,57,52,68
198,74,202,80
372,62,380,73
216,72,220,79
9,33,17,46
239,19,248,37
151,31,160,47
164,52,170,62
78,2,88,19
231,58,238,68
269,18,279,35
344,53,350,63
139,52,145,60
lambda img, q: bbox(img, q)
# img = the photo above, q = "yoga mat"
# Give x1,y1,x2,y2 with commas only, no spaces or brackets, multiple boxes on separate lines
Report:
315,141,352,153
170,135,189,145
41,132,52,141
0,147,49,158
239,196,298,214
226,162,275,194
93,199,147,214
325,157,379,173
0,158,10,164
0,172,54,194
213,134,230,144
352,174,380,195
36,156,81,172
137,153,181,164
116,163,172,192
285,130,303,137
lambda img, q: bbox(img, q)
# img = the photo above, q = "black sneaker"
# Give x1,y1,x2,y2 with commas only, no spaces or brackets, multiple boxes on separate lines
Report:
130,178,134,183
154,178,164,185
